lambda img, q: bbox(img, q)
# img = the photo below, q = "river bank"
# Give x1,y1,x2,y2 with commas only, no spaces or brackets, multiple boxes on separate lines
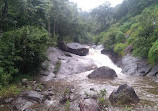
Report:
0,44,158,111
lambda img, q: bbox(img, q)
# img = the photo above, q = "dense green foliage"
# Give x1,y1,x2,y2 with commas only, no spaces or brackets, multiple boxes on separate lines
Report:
0,0,95,88
1,0,158,90
0,0,94,44
0,26,49,85
148,40,158,64
93,0,158,64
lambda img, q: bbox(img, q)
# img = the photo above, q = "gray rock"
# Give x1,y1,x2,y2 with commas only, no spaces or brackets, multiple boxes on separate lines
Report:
121,54,151,76
88,66,117,79
147,65,158,76
58,42,89,56
5,98,14,103
13,98,35,111
22,79,28,85
90,88,95,91
79,99,99,111
101,49,119,63
109,84,140,106
24,108,35,111
23,91,44,103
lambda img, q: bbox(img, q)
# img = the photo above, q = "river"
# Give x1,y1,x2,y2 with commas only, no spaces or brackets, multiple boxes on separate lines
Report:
51,45,158,111
2,45,157,111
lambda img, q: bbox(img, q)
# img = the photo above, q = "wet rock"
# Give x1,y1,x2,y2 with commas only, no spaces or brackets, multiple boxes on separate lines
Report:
22,79,28,85
88,66,117,79
23,91,44,103
58,58,97,76
101,48,109,54
42,91,54,100
101,49,119,63
67,43,89,56
147,65,158,76
5,98,14,104
13,98,36,111
42,91,54,97
64,52,72,57
79,99,99,111
58,41,68,51
109,84,140,106
24,108,35,111
58,42,89,56
90,88,95,91
120,54,151,76
35,87,42,92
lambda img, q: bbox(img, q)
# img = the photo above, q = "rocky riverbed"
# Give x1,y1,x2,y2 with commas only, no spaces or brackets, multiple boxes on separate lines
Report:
1,44,158,111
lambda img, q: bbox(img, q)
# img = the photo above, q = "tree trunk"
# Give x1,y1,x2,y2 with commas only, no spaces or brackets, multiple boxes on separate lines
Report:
2,0,8,17
53,19,56,37
48,16,50,36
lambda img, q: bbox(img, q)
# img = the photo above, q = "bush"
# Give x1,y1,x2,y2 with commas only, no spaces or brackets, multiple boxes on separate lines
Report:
0,85,21,98
114,43,127,56
148,40,158,64
53,60,61,75
120,22,132,33
0,26,50,86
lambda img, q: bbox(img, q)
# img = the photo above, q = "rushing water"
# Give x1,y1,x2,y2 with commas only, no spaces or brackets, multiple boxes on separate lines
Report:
1,46,157,111
60,45,158,111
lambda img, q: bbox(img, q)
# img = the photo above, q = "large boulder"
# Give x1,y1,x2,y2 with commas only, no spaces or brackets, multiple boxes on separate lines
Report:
58,41,68,51
88,66,117,79
79,99,99,111
109,84,140,106
101,49,119,63
120,54,151,76
58,42,89,56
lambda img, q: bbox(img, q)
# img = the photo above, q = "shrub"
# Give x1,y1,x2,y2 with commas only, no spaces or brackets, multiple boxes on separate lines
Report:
115,31,125,43
0,85,21,98
53,60,61,75
120,22,132,33
148,40,158,64
114,43,127,56
0,26,50,85
132,25,157,58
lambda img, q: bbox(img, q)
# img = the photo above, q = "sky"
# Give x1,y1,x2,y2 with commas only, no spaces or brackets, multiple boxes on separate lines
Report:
69,0,124,11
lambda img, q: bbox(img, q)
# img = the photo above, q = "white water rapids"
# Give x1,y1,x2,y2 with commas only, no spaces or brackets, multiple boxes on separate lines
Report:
61,45,158,110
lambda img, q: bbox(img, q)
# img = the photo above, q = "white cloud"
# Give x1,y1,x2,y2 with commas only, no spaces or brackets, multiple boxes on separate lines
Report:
69,0,124,11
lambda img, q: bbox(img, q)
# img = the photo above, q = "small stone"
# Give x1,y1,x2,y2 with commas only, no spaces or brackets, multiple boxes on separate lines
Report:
22,79,28,85
35,88,42,92
91,95,97,100
79,99,99,111
0,105,4,108
90,88,95,91
70,95,75,102
5,98,14,103
24,108,35,111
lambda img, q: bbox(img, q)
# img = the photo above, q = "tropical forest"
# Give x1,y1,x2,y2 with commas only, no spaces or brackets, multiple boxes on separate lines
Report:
0,0,158,111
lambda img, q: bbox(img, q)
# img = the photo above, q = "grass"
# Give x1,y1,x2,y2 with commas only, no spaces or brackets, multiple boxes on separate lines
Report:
53,60,61,74
65,100,70,111
0,85,21,99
